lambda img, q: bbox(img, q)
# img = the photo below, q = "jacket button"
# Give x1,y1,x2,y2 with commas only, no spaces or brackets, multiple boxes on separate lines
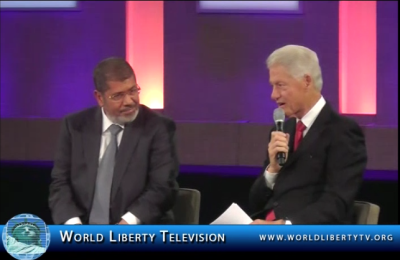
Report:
273,202,279,207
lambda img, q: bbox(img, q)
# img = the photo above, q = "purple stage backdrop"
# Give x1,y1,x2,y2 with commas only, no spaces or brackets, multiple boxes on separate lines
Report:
0,1,126,118
1,1,397,126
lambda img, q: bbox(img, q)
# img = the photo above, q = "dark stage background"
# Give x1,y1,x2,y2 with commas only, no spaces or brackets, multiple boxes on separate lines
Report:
0,162,397,225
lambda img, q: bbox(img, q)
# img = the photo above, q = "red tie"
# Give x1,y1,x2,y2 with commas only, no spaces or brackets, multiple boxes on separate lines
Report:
265,208,276,220
294,120,306,151
265,120,306,221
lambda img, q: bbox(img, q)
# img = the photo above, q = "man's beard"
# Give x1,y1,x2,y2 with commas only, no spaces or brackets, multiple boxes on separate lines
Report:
109,109,139,125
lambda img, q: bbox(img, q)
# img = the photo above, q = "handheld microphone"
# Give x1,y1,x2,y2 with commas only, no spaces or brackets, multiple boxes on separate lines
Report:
273,108,286,166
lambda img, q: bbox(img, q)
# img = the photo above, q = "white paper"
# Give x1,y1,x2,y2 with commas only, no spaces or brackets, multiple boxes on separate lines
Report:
210,203,253,224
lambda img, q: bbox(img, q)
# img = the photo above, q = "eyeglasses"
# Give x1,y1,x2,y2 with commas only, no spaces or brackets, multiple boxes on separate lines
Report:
108,86,141,102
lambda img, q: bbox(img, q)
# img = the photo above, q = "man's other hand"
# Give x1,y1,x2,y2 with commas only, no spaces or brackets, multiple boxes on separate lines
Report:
118,219,129,225
250,219,285,225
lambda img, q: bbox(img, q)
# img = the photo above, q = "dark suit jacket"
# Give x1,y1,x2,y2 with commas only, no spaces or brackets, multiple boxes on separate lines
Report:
249,102,367,224
49,104,179,225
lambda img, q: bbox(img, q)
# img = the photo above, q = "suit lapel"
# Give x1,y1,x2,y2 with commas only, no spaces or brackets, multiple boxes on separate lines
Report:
82,108,103,208
280,103,332,170
110,107,144,203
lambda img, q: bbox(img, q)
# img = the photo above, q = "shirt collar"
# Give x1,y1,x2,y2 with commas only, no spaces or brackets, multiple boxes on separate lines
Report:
101,108,125,133
297,96,326,128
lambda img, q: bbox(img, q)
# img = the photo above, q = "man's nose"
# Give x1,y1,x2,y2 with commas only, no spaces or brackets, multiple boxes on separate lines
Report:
122,95,134,106
271,87,280,101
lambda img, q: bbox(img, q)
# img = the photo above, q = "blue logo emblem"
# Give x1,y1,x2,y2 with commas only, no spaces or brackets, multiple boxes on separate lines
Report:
2,214,50,260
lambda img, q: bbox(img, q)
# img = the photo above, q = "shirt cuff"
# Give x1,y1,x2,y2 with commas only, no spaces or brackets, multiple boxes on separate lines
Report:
264,165,278,189
121,212,141,225
285,220,292,225
65,217,82,225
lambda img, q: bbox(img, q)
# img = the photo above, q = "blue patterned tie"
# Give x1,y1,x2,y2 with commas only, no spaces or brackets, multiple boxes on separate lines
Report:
89,124,122,224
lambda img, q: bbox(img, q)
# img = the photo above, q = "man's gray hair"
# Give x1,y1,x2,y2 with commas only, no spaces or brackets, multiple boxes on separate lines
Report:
266,45,323,91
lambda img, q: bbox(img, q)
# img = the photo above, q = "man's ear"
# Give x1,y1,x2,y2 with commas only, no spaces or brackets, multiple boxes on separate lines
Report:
94,90,104,107
304,74,312,90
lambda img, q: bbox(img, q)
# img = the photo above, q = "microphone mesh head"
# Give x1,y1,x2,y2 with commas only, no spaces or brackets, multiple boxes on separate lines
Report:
273,108,285,122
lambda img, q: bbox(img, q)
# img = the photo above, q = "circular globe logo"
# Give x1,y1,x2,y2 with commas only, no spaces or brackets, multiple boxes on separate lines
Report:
2,214,50,260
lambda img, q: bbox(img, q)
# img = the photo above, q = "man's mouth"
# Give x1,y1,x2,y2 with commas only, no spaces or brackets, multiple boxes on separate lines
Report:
121,107,136,114
277,102,286,107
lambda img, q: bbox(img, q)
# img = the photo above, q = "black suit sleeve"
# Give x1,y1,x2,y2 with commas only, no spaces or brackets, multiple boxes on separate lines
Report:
248,127,275,214
126,119,179,224
287,120,367,224
48,117,84,224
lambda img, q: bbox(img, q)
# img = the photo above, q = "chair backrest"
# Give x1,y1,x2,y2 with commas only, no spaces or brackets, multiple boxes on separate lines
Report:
172,188,201,224
354,201,380,224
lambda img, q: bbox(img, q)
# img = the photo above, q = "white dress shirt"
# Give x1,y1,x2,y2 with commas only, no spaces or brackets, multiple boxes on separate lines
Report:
65,108,140,225
264,96,326,224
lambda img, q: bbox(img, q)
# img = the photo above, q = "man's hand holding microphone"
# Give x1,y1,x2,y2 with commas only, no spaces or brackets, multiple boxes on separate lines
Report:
250,108,289,225
267,108,289,173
